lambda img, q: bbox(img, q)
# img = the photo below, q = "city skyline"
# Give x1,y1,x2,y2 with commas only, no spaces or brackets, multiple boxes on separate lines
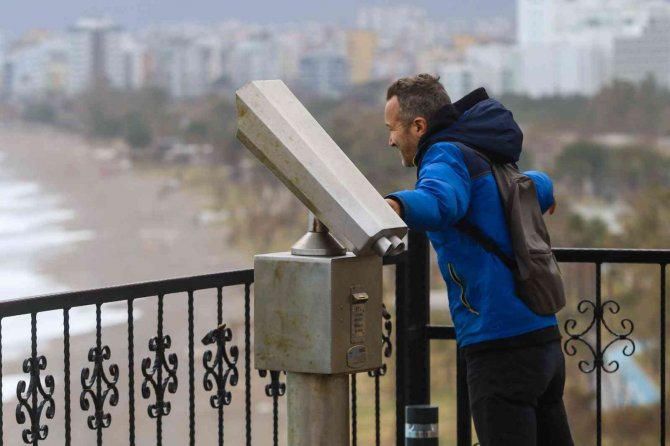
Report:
2,0,668,102
0,0,514,38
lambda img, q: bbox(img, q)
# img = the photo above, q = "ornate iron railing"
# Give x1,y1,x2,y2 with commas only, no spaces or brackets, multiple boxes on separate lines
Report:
1,271,259,446
555,249,668,446
0,254,407,446
412,243,670,446
3,233,668,446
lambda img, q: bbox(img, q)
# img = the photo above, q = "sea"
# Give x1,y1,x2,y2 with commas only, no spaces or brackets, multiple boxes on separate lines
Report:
0,149,137,403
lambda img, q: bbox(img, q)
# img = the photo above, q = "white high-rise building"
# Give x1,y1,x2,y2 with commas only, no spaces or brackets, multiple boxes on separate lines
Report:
517,0,660,46
299,50,350,98
5,34,69,99
228,36,282,88
519,43,607,97
464,44,521,95
371,49,416,82
0,33,7,99
67,18,124,94
356,5,438,52
152,37,221,98
439,62,477,102
275,32,303,83
614,13,670,89
516,0,670,96
439,44,521,100
118,35,147,91
517,0,560,45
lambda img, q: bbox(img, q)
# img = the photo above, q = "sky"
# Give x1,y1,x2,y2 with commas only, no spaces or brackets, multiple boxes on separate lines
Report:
1,0,514,37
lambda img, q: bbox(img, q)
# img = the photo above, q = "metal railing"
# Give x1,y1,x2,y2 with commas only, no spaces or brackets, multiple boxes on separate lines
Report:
0,254,410,446
402,234,670,446
1,270,259,446
2,231,668,446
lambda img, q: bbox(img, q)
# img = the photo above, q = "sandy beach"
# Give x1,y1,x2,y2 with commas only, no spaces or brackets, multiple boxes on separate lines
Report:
0,123,287,445
0,123,246,288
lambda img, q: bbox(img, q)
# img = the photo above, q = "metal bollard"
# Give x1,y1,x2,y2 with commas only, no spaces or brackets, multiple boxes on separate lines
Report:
406,405,438,445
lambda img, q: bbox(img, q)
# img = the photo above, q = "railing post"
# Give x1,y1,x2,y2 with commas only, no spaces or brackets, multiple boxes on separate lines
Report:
396,230,431,446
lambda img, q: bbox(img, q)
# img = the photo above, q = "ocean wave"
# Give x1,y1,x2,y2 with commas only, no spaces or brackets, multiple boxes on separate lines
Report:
0,167,137,398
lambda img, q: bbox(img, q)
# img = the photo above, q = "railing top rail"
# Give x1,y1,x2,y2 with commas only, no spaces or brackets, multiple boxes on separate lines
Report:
553,248,670,264
426,324,457,340
2,248,664,319
0,268,254,318
392,247,670,265
0,251,406,319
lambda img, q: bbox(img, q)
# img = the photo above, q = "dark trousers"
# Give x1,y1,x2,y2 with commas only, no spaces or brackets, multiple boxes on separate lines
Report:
465,340,574,446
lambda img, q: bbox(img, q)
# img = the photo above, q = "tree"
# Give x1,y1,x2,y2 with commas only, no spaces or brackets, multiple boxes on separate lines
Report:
23,100,57,123
553,141,670,201
124,112,152,149
553,141,607,196
617,186,670,249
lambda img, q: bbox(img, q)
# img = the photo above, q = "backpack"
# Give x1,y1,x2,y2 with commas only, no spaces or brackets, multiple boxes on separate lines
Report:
452,142,566,316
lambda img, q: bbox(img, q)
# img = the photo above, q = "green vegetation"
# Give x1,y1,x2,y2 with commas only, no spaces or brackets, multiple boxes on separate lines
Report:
553,141,670,201
23,99,58,123
503,78,670,137
124,112,153,149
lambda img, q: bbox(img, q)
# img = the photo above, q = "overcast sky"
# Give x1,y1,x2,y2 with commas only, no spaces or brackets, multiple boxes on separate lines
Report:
1,0,514,37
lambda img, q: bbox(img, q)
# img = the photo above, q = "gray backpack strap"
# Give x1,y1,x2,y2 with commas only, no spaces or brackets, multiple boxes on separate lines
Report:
451,142,566,315
491,162,566,315
451,143,516,270
453,219,516,270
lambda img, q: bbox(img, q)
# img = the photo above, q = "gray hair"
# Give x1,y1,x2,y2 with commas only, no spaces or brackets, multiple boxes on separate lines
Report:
386,74,452,127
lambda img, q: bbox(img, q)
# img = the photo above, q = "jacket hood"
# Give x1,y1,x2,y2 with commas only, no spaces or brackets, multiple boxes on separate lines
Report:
414,87,523,168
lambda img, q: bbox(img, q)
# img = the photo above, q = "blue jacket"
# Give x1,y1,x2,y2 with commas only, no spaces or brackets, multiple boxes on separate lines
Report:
388,89,558,347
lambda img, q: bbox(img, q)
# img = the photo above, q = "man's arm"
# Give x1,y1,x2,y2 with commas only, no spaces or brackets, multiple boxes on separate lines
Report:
524,170,556,215
386,197,403,217
385,143,471,232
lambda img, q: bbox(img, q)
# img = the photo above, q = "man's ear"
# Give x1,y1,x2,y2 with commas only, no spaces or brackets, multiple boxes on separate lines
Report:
413,116,428,137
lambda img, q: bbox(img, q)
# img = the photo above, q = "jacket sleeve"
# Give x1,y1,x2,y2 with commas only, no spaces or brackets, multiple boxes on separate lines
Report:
386,143,471,231
524,170,555,214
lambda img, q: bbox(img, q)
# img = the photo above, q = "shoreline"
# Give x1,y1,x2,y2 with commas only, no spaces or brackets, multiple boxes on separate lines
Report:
0,123,285,445
0,122,248,293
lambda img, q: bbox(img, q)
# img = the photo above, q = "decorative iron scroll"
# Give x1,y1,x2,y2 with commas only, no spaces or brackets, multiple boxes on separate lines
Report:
16,355,55,444
564,299,635,373
202,324,239,408
80,345,120,429
368,303,393,379
141,334,179,418
259,369,286,399
259,369,286,446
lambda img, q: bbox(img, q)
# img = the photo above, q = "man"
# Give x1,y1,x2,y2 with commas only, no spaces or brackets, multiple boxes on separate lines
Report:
384,74,573,446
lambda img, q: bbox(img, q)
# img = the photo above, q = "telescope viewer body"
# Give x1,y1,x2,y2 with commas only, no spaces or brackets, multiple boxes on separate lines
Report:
236,80,407,257
236,80,404,374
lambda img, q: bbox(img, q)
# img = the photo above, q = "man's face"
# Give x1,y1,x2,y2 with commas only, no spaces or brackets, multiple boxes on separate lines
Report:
384,96,423,167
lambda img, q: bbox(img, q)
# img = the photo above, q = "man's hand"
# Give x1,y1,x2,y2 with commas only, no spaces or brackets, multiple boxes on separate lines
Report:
386,198,403,217
549,200,557,215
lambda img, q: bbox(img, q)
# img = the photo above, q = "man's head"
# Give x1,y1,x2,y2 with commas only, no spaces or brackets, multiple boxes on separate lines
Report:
385,74,452,167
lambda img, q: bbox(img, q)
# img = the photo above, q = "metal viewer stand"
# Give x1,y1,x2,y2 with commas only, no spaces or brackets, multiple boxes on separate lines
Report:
236,80,407,446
